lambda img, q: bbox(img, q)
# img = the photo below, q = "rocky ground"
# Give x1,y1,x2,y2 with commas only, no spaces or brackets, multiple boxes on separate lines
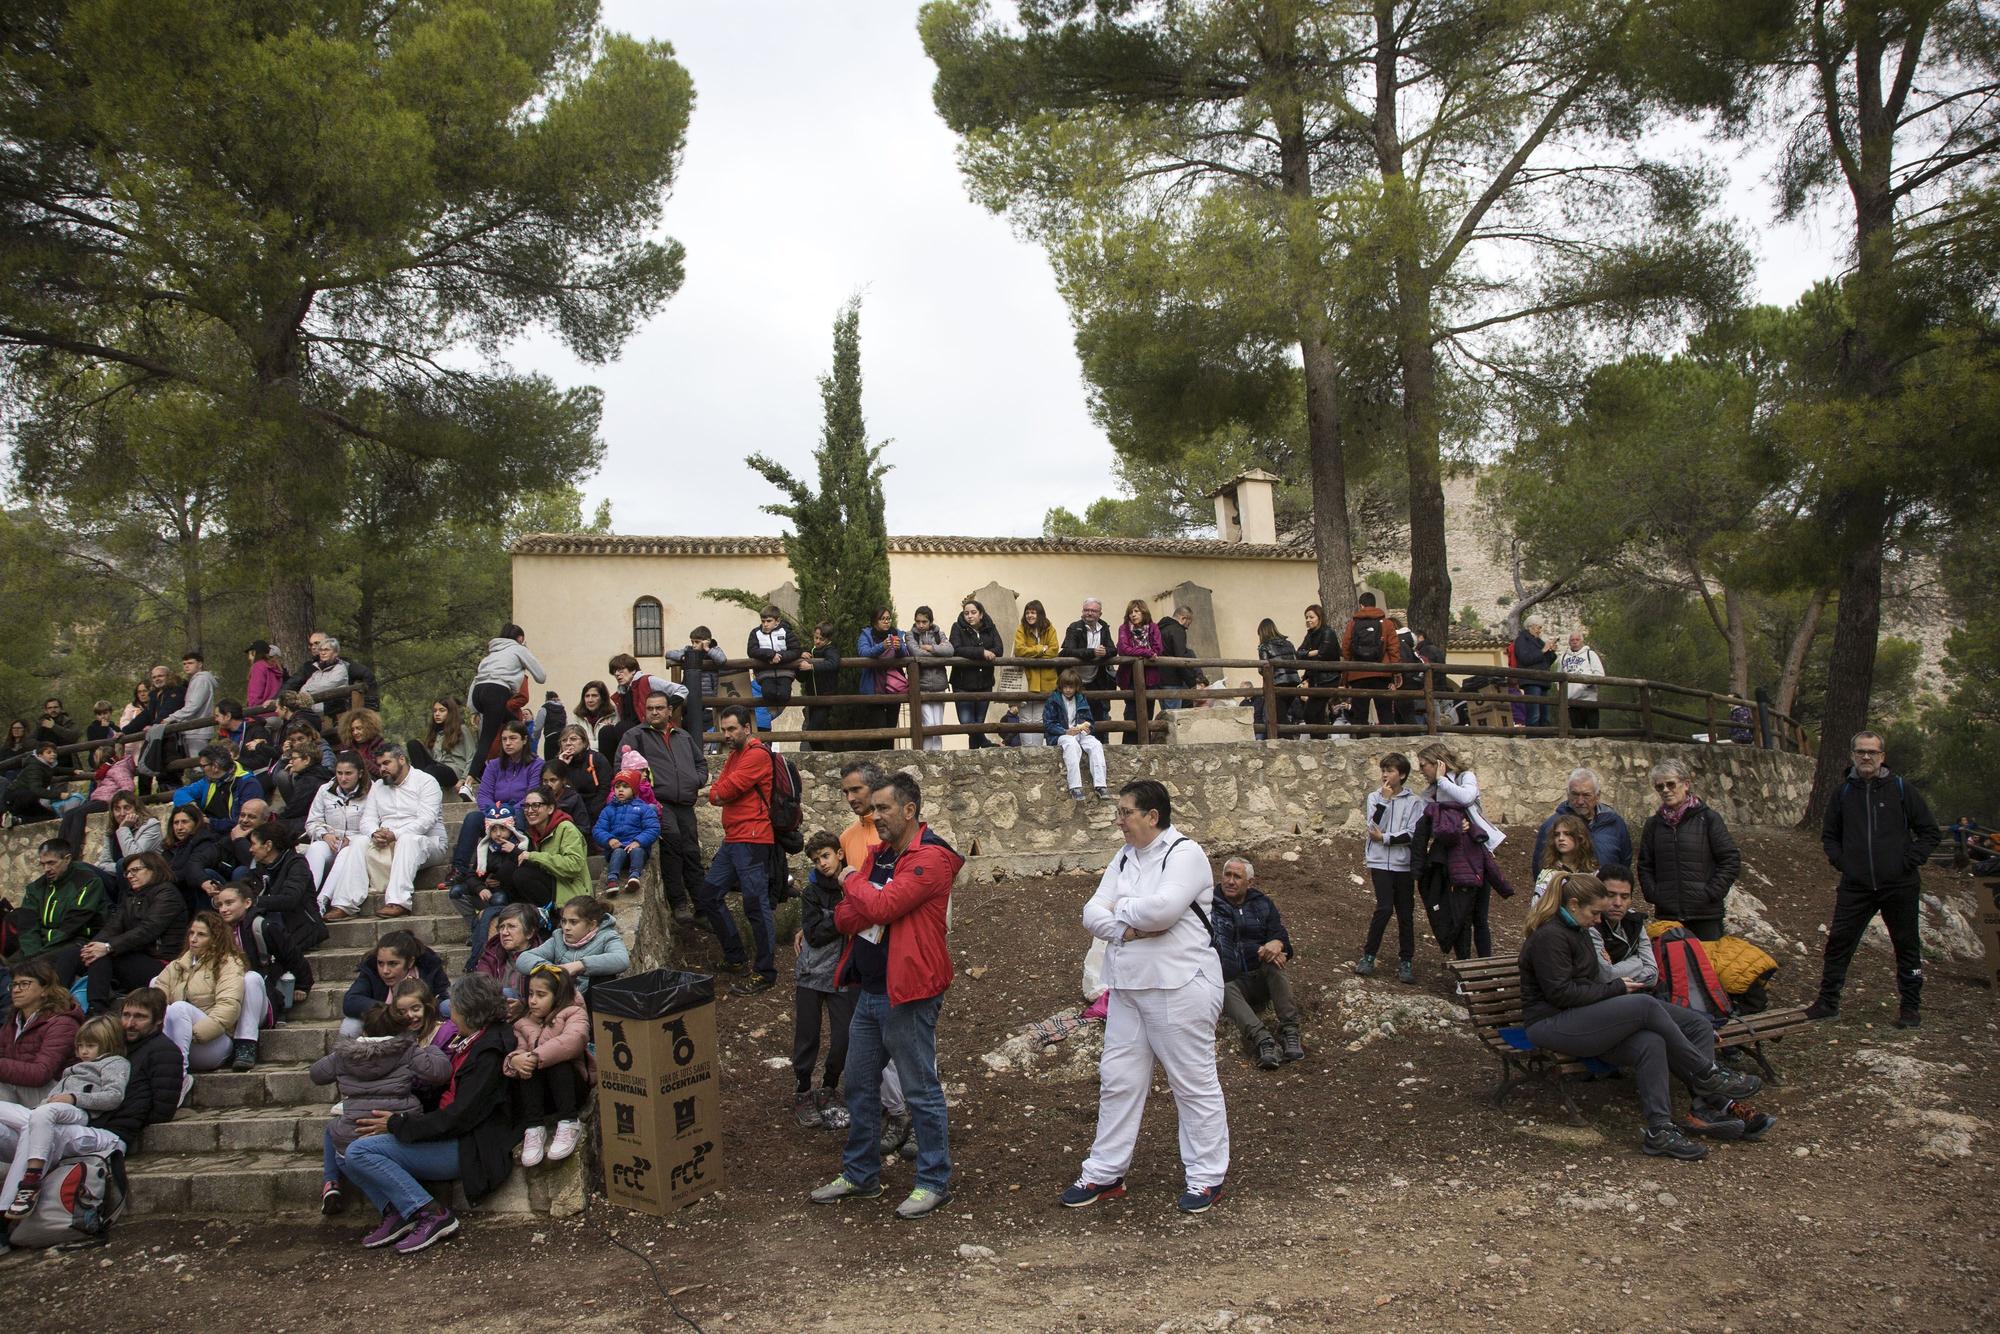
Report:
8,827,1996,1333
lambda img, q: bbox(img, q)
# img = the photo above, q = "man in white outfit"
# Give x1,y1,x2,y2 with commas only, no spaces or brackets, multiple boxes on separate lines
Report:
1066,779,1229,1214
323,745,445,921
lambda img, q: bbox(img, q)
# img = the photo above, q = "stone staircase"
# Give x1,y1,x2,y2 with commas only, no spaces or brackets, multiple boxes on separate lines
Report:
124,801,610,1218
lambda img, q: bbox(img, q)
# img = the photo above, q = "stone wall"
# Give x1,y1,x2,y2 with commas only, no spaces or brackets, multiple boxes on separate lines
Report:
0,739,1813,898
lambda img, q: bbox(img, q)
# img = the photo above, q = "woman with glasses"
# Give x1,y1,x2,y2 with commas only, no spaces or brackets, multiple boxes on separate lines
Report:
1636,759,1741,942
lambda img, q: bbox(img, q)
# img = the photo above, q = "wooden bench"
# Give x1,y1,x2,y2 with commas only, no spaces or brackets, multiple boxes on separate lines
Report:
1447,956,1815,1122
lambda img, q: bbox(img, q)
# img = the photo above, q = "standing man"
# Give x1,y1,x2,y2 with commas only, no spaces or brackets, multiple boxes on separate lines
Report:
1556,630,1605,731
836,760,913,1154
810,772,961,1220
1156,606,1196,711
1340,593,1402,736
1808,730,1941,1028
619,687,705,924
1512,618,1553,728
1065,779,1229,1215
158,650,220,760
697,705,778,996
323,745,445,922
1061,598,1118,695
1531,767,1634,876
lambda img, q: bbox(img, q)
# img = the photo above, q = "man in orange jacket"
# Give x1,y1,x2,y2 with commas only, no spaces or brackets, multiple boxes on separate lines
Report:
809,771,962,1221
696,705,778,996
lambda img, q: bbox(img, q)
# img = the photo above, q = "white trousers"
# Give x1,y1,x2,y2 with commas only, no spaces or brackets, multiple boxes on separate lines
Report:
1057,733,1107,790
1081,975,1229,1190
303,838,343,891
325,830,445,912
920,702,946,751
0,1102,124,1205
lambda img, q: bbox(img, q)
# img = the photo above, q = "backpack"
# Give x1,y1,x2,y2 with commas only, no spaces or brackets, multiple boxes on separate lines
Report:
1262,638,1300,687
759,748,805,855
6,1150,127,1249
1350,617,1384,663
1652,925,1732,1018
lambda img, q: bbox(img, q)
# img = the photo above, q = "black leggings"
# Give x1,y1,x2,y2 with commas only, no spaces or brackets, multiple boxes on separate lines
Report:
467,683,513,780
405,739,460,794
792,985,856,1093
1365,869,1415,962
516,1060,584,1124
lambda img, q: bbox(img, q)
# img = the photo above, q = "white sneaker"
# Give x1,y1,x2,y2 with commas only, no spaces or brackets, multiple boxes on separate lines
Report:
520,1125,548,1167
547,1119,582,1162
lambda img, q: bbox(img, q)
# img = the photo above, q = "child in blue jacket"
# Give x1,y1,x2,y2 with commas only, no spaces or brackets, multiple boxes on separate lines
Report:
592,771,661,896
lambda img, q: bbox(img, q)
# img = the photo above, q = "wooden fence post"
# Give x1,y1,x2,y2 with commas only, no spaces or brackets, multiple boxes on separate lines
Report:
1556,671,1570,738
909,672,926,752
1262,661,1281,743
1132,666,1150,745
1704,694,1716,748
1639,683,1655,741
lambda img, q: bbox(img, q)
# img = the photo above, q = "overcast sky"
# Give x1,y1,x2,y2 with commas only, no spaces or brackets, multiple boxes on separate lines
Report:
512,1,1851,540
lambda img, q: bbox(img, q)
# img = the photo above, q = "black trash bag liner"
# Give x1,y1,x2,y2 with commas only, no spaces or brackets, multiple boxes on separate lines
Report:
589,968,715,1020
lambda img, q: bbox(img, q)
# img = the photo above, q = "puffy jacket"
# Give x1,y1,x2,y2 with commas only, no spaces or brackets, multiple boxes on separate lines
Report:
835,824,961,1005
92,880,188,964
312,1032,452,1153
796,869,848,993
1014,622,1061,693
1210,888,1294,982
385,1023,517,1206
1706,933,1779,996
1637,801,1740,925
512,999,593,1080
6,865,108,961
306,778,371,842
515,920,630,993
155,952,247,1043
343,946,452,1020
856,626,913,696
174,763,265,836
1042,690,1098,742
0,1006,80,1089
467,638,547,704
1518,914,1624,1026
593,796,661,851
746,625,805,683
1820,768,1940,892
1512,628,1552,672
520,811,592,907
1298,623,1340,686
1591,911,1657,987
948,617,1003,690
707,738,775,845
93,1028,181,1149
477,753,544,812
909,625,951,692
1258,635,1301,686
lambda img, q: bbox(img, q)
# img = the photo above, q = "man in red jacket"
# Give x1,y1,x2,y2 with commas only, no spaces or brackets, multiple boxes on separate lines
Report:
696,705,778,996
809,772,961,1221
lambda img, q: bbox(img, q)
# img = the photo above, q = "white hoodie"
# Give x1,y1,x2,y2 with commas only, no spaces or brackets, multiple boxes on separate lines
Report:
467,638,548,705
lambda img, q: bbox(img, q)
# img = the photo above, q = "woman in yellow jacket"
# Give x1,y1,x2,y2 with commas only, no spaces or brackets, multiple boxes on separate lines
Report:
155,910,265,1077
1015,600,1060,749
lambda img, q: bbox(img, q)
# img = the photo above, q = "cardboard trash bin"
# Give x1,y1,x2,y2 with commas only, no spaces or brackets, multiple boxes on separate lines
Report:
591,969,724,1216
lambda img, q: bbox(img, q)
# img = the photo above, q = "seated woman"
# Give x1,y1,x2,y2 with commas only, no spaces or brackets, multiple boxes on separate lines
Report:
162,803,230,919
79,851,188,1016
311,1001,451,1217
210,880,312,1059
240,823,327,952
340,707,387,778
341,931,453,1039
93,790,163,882
515,896,630,995
0,960,81,1106
303,753,371,892
271,734,332,824
408,698,474,797
341,973,519,1254
1517,873,1762,1162
507,965,592,1166
155,911,265,1078
0,1013,127,1218
466,904,545,990
551,725,608,821
441,721,543,897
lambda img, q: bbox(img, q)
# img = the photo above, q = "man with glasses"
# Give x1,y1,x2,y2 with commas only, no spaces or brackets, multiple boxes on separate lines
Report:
619,687,704,924
285,630,378,715
1808,730,1941,1028
1060,599,1118,694
1531,767,1634,876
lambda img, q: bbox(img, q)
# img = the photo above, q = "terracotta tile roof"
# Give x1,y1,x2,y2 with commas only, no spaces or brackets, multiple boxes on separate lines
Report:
510,532,1317,560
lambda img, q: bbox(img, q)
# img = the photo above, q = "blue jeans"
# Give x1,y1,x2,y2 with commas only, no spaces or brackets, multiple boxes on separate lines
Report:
698,842,775,980
606,843,650,882
955,698,991,749
342,1134,462,1219
1523,681,1549,727
841,990,950,1193
323,1125,344,1182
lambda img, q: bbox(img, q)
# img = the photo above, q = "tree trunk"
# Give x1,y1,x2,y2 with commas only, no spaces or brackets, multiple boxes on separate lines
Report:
1301,331,1356,610
1776,584,1832,718
1807,502,1885,821
1722,585,1750,699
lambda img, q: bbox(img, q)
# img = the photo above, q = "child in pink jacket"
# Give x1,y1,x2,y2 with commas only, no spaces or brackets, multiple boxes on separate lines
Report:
506,965,593,1168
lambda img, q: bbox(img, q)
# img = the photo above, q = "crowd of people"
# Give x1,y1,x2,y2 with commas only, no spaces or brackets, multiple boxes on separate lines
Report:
0,596,1950,1243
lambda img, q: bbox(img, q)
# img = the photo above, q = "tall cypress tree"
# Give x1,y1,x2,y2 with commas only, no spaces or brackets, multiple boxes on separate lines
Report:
710,299,892,699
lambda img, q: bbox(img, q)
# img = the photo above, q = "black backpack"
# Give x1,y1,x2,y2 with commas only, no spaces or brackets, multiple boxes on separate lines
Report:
1350,617,1384,663
759,747,805,855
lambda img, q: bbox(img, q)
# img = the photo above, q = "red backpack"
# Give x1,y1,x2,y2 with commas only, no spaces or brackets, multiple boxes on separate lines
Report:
1653,926,1731,1016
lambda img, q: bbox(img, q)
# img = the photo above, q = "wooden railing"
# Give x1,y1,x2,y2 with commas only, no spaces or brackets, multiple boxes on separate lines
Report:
695,654,1813,754
0,681,367,778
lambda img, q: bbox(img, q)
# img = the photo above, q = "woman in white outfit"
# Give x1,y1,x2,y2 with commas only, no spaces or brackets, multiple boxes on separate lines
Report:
1065,779,1229,1215
304,753,371,893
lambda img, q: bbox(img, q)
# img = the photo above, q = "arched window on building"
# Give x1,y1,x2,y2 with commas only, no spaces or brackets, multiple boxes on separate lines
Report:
633,597,664,658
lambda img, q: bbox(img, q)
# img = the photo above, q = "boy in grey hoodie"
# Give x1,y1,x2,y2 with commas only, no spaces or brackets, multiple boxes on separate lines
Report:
0,1014,131,1218
1356,752,1426,982
467,624,548,781
791,832,856,1131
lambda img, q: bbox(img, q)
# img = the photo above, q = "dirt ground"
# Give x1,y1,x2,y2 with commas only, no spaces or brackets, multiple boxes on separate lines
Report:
6,827,1997,1333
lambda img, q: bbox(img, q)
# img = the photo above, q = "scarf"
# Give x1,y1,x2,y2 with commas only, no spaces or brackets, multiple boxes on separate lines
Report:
440,1026,485,1109
1658,793,1700,826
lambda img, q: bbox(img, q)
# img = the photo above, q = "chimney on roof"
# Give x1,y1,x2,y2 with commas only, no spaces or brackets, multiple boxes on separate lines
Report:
1211,468,1280,545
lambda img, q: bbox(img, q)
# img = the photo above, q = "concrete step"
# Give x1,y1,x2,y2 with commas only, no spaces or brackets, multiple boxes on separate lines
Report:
142,1105,324,1155
321,910,469,952
258,1023,339,1064
126,1146,583,1218
308,918,473,978
187,1061,335,1110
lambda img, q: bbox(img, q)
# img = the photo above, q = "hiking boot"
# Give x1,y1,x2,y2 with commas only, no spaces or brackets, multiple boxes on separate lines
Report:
1255,1036,1283,1070
320,1181,345,1216
1278,1024,1305,1063
1689,1064,1762,1103
715,959,749,976
809,1174,882,1204
672,903,696,924
879,1113,912,1156
1352,954,1377,977
895,1186,952,1220
393,1204,459,1254
1726,1101,1777,1140
361,1207,415,1248
731,973,775,997
1682,1107,1747,1140
1094,787,1111,800
230,1039,258,1072
1642,1125,1708,1161
793,1092,825,1130
520,1125,548,1168
814,1087,849,1131
1060,1176,1127,1208
1894,1006,1921,1029
1397,960,1415,985
547,1119,581,1161
1804,1000,1839,1022
1069,787,1086,801
900,1136,918,1161
1176,1182,1226,1214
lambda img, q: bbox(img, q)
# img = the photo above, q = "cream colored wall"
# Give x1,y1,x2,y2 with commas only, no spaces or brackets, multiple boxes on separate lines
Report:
511,548,1326,702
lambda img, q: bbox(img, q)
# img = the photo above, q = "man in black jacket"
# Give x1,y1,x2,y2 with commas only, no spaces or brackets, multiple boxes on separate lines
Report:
112,988,186,1134
618,689,705,923
1808,730,1941,1027
1157,607,1196,709
1212,857,1302,1069
1060,599,1118,693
